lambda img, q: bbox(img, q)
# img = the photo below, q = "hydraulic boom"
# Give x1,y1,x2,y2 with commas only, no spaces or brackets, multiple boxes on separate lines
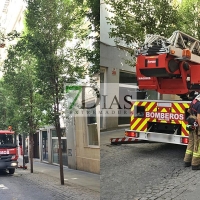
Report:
136,30,200,96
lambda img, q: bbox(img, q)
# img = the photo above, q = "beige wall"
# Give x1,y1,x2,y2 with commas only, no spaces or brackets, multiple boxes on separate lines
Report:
74,77,100,174
75,116,100,174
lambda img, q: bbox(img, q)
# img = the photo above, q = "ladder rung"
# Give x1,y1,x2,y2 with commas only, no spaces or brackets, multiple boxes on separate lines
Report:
137,30,200,63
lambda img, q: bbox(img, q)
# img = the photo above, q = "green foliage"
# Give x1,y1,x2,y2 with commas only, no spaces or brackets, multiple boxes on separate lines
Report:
0,0,98,135
0,80,9,129
74,0,100,75
105,0,179,46
23,0,86,179
103,0,200,67
86,0,100,33
176,0,200,38
85,0,100,74
3,39,47,134
24,0,85,126
0,30,20,44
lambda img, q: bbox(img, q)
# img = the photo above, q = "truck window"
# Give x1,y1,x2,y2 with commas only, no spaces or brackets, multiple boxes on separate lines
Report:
0,134,13,144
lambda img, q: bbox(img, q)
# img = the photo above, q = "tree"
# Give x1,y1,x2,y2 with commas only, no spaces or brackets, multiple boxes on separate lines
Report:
0,81,23,133
104,0,180,65
3,39,47,173
176,0,200,38
85,0,100,74
0,81,8,129
105,0,180,42
0,30,20,48
24,0,85,185
74,0,100,75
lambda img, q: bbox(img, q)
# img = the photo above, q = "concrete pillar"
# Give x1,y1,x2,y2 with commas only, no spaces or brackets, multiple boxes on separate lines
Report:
48,128,52,164
66,116,76,169
39,129,42,162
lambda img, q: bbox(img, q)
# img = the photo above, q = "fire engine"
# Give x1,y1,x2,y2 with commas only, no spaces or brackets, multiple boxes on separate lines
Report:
111,31,200,145
0,128,18,174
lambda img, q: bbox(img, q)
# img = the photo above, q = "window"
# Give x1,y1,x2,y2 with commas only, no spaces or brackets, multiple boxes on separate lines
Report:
42,131,48,161
86,101,99,146
51,128,68,166
0,134,13,145
52,129,66,137
119,71,137,85
87,102,96,124
100,68,105,83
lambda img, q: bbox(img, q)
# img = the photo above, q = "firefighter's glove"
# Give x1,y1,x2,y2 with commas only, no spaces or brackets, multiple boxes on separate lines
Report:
194,122,198,127
187,116,197,125
186,124,196,131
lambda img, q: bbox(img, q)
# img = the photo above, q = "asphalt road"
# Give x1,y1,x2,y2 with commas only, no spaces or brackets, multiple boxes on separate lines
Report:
0,168,99,200
100,129,188,200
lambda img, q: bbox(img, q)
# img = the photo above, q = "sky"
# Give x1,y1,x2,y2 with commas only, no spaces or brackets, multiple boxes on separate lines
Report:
0,0,7,14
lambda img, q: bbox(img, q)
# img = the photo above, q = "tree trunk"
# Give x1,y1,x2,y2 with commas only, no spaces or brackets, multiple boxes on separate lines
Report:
29,89,34,173
29,131,34,173
56,124,64,185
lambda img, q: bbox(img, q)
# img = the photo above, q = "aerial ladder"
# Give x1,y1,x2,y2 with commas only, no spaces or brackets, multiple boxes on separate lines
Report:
136,30,200,98
111,30,200,145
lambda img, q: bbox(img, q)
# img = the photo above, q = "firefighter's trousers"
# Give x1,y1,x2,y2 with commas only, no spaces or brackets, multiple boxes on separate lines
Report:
184,130,200,166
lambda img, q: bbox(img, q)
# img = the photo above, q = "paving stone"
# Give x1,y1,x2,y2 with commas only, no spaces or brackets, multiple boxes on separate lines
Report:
101,130,200,200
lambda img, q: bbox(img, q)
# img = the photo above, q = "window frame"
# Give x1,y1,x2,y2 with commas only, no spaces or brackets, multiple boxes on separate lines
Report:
86,100,99,147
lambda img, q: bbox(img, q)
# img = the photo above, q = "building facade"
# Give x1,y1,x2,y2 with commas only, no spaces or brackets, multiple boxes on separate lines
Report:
26,80,100,174
0,0,26,75
100,1,139,130
37,126,68,166
30,110,100,174
66,78,100,174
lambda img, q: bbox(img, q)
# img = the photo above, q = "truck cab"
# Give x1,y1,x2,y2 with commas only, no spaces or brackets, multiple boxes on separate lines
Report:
0,130,18,174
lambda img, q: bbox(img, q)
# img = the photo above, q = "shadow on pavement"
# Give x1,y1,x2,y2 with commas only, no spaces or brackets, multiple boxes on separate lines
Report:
0,170,13,176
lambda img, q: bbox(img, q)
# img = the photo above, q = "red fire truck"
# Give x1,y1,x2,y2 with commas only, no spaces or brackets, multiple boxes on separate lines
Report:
0,129,18,174
111,31,200,145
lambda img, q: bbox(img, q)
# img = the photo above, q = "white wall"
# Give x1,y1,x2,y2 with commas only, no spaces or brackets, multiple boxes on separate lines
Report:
100,1,135,72
0,0,26,34
100,1,115,46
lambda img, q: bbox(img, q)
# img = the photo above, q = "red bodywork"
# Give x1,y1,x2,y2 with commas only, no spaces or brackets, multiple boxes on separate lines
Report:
0,130,18,173
136,53,200,94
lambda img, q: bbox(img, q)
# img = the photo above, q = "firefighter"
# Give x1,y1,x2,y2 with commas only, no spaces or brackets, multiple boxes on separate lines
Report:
184,94,200,170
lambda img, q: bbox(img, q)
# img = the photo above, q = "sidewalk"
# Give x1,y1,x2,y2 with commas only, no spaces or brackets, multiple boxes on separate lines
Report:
17,157,100,192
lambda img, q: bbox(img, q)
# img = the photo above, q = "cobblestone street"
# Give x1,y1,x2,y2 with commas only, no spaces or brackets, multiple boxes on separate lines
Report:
100,129,200,200
0,169,99,200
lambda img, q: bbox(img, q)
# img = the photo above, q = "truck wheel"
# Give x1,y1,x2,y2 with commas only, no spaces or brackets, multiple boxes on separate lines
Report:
9,169,15,174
